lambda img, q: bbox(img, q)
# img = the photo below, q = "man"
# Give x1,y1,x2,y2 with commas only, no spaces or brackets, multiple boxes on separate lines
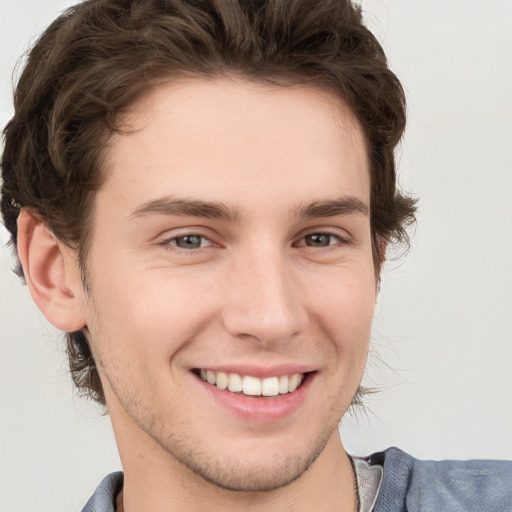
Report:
1,1,511,511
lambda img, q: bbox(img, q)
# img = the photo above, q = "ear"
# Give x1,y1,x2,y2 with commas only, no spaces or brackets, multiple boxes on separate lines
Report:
377,236,389,265
373,235,389,292
16,209,86,332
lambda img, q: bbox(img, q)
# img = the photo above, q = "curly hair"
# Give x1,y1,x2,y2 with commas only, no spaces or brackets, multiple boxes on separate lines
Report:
1,0,416,405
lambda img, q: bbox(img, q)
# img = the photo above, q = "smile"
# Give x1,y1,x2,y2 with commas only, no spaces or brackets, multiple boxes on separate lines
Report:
198,369,304,397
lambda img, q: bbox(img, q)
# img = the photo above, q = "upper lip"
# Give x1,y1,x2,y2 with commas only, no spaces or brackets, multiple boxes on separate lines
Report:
192,363,317,379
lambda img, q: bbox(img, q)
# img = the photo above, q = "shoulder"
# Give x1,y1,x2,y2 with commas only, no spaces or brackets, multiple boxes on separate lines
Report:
370,447,512,512
81,472,123,512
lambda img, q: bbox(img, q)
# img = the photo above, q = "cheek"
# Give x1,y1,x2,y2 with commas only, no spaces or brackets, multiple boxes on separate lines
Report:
84,265,217,367
312,266,376,356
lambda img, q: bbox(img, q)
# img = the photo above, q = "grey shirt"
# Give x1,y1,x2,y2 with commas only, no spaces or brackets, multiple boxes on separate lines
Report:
81,447,512,512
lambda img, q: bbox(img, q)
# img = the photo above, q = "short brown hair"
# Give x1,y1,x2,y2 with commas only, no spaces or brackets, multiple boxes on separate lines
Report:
1,0,416,405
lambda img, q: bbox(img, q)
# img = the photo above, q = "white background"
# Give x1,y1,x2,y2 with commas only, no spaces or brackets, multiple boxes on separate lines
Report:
1,1,511,510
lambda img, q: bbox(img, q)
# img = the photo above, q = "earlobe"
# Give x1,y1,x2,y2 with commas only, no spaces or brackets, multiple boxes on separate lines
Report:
16,209,86,332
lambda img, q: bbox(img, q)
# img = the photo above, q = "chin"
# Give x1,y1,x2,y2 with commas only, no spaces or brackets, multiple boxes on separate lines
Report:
159,427,335,493
183,451,319,492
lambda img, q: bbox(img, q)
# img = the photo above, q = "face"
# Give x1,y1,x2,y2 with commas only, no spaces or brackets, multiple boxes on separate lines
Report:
80,78,376,491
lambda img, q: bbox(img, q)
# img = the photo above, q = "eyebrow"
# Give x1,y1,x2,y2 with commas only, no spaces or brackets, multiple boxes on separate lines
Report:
295,197,370,219
129,197,242,222
129,195,369,222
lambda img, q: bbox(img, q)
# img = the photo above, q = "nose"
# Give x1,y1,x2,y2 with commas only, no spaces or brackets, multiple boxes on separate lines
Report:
221,248,308,346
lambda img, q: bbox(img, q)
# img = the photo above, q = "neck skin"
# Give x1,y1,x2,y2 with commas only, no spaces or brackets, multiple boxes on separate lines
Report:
111,409,357,512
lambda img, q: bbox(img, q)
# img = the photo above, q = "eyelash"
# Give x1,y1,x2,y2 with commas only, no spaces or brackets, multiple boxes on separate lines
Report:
164,233,214,251
161,230,350,253
294,232,351,250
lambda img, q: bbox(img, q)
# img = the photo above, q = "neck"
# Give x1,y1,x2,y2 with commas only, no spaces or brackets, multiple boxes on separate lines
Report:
115,428,357,512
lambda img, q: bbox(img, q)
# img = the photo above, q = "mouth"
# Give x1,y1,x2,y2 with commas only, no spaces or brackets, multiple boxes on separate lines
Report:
194,369,309,397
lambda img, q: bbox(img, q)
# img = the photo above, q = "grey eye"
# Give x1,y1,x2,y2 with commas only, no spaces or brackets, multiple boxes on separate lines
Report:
304,233,337,247
172,235,205,249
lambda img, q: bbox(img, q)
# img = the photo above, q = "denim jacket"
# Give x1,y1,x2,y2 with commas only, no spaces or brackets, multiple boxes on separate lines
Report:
81,447,512,511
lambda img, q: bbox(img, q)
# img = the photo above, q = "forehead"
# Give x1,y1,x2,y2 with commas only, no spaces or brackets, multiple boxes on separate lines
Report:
100,77,370,215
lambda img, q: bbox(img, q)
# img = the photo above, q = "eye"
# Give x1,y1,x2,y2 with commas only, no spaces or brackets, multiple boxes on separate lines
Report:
299,233,345,248
167,234,212,250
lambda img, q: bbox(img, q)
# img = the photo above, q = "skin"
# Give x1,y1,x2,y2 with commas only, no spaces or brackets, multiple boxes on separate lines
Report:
19,78,377,511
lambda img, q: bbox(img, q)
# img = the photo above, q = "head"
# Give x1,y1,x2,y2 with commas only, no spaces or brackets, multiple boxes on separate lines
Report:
1,0,415,492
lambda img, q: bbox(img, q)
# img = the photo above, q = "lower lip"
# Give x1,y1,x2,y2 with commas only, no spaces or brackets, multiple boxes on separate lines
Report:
197,373,315,423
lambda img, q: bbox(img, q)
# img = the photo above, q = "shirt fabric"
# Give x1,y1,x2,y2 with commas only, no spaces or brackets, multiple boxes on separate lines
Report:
81,447,512,512
352,456,383,512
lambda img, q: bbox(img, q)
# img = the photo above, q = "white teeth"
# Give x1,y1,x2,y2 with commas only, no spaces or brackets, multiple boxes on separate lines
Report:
261,377,279,397
288,374,299,392
216,371,229,390
206,370,216,385
199,370,305,396
228,373,243,392
243,376,261,396
278,375,289,394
